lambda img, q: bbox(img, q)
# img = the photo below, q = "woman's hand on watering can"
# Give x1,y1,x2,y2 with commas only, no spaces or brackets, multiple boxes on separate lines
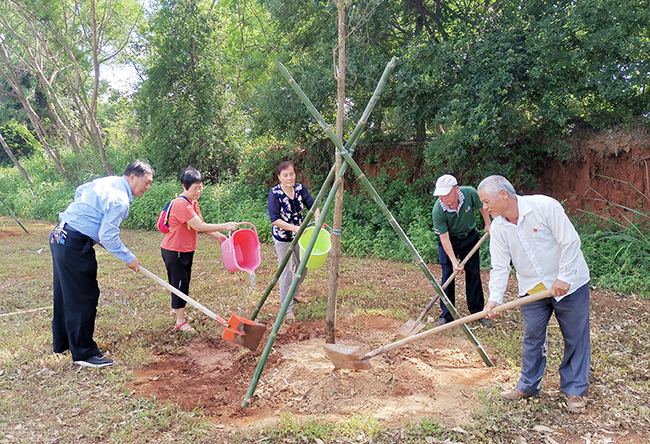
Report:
223,221,238,231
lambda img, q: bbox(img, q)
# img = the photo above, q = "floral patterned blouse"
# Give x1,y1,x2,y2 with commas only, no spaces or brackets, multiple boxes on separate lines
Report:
267,183,315,242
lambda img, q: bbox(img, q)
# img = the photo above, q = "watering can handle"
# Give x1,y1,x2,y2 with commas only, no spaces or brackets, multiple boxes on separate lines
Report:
231,221,257,234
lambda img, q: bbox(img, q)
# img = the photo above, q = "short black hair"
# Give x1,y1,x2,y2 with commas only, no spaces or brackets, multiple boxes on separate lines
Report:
275,161,295,178
124,160,154,177
180,167,203,190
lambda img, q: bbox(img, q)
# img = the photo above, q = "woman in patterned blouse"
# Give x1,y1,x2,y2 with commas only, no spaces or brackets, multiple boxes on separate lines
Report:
267,161,320,321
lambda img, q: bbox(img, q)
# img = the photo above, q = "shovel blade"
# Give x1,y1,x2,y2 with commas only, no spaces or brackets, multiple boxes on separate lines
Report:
221,314,267,351
395,319,426,338
322,343,372,370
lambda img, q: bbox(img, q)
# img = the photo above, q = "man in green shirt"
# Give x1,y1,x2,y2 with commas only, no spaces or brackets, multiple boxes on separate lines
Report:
432,174,491,325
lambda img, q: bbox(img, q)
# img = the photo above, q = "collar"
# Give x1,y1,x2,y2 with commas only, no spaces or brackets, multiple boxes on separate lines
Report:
120,176,133,204
440,188,465,214
493,194,527,226
516,195,530,224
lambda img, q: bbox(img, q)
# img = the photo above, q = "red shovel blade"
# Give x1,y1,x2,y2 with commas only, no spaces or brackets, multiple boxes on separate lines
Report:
222,314,267,351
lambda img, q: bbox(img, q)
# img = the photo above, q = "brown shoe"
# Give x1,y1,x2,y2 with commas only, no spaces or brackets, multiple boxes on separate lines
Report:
500,388,533,400
566,395,586,412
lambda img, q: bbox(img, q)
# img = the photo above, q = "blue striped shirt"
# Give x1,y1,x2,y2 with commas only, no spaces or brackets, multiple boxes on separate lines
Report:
59,176,135,263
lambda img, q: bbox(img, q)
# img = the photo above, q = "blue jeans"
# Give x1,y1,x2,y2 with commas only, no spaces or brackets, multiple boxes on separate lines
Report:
516,282,591,397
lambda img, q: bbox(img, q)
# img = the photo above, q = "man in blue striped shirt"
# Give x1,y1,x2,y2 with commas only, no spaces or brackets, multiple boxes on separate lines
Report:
50,161,154,368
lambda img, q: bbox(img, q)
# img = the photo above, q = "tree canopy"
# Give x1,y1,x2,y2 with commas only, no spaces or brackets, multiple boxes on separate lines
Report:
0,0,648,186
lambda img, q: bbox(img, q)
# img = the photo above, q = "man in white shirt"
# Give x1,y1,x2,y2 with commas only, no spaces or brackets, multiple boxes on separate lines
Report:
477,175,591,413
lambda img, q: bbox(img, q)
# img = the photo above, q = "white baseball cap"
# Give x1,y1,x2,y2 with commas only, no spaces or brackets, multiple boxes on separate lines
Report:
433,174,458,196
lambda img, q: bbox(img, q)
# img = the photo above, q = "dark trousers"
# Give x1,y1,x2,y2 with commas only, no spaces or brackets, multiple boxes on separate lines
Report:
50,225,101,361
438,229,485,321
161,248,194,309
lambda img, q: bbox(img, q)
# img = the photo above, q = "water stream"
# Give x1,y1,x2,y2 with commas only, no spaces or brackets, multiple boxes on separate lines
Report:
245,271,256,300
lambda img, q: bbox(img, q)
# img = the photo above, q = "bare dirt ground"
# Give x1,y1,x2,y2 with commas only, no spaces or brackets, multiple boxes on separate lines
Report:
133,316,512,432
131,290,650,444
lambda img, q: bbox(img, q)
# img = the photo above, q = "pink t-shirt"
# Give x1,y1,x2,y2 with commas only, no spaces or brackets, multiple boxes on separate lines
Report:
160,197,201,252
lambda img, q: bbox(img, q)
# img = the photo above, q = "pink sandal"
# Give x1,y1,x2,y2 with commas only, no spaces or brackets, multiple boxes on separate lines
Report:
174,321,195,332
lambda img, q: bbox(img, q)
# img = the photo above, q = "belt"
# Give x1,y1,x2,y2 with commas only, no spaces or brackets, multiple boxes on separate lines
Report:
62,222,95,243
62,222,87,237
452,231,472,239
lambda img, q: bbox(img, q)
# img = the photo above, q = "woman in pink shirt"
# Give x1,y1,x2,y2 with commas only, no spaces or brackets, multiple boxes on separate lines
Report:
161,167,238,331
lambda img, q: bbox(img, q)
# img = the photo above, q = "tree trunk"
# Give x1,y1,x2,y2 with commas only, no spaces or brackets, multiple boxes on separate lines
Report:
0,42,69,180
416,120,426,142
0,132,33,186
0,16,82,154
89,0,113,176
2,0,116,176
88,114,113,176
326,0,349,344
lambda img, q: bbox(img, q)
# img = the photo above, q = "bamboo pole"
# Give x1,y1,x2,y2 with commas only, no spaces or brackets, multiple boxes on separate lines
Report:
272,58,494,368
334,142,494,367
249,55,395,320
242,58,397,407
0,195,29,234
0,306,50,318
249,163,336,320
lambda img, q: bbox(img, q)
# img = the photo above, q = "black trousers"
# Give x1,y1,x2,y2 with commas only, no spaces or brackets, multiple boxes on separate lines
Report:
50,224,101,361
161,248,194,309
437,229,485,322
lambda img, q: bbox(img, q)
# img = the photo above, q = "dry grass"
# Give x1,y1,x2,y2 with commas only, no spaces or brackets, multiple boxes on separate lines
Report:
1,217,649,443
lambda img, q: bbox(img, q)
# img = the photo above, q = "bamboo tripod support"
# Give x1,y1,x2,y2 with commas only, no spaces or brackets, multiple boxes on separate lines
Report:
242,57,493,407
242,59,396,407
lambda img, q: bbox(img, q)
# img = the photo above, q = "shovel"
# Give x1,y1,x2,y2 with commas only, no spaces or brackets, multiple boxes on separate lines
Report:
139,266,267,351
396,232,489,338
325,289,553,370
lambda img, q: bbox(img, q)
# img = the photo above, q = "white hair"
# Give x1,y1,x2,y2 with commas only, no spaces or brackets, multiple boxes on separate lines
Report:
477,175,517,197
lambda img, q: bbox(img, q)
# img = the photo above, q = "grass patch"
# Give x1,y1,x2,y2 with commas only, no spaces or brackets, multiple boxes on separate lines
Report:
259,413,382,442
1,217,650,442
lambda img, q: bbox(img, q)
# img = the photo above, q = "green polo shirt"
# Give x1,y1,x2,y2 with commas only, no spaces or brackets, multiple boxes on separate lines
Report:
432,186,483,236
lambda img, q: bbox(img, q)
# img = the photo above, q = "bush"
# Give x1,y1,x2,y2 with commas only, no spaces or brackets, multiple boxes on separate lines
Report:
126,179,273,242
3,137,650,299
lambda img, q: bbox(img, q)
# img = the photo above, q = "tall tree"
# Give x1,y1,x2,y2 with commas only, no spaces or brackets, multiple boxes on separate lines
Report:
326,0,352,344
0,131,32,185
137,0,272,179
0,0,143,177
0,40,69,178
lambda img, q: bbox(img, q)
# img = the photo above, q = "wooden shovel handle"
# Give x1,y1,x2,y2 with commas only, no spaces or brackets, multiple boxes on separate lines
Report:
367,289,553,360
415,231,490,323
139,265,218,321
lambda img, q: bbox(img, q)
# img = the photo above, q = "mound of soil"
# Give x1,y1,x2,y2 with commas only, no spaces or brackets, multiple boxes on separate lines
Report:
133,315,512,432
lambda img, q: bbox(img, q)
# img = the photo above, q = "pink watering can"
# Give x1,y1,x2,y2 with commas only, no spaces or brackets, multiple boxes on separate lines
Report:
221,222,261,275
